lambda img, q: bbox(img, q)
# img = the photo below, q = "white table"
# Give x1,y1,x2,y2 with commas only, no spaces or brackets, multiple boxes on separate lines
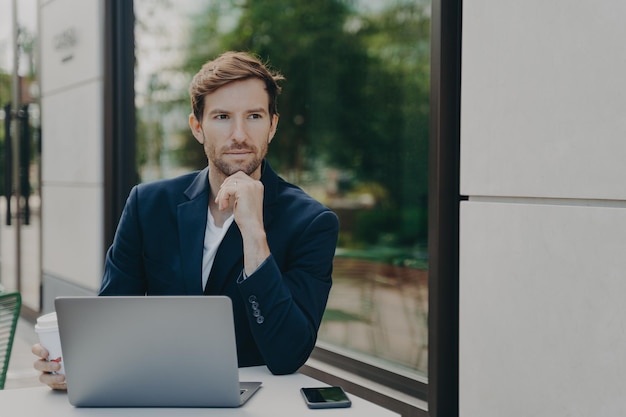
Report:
2,366,399,416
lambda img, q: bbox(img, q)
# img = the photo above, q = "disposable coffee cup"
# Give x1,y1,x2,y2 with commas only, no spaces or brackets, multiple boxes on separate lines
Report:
34,312,65,375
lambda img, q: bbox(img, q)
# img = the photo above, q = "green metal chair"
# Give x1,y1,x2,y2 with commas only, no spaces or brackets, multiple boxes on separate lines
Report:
0,290,22,389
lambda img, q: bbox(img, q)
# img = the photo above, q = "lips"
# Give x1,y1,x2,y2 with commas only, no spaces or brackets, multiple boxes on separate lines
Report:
224,152,252,159
224,146,254,156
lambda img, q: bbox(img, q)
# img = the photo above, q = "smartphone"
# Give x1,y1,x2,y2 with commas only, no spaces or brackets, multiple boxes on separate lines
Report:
300,386,352,409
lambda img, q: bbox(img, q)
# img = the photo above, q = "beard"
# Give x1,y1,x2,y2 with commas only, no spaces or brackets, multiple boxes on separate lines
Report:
206,141,268,178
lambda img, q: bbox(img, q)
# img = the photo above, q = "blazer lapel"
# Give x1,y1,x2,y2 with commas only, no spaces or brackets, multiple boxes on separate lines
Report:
205,224,243,295
260,160,278,229
178,169,210,295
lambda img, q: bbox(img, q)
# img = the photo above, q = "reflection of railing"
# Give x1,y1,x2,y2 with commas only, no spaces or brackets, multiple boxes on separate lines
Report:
334,256,428,286
321,255,429,373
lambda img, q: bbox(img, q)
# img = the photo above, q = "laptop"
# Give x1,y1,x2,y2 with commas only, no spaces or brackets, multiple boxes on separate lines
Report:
54,296,262,407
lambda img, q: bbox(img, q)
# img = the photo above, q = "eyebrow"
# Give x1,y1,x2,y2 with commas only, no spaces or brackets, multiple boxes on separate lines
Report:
247,107,269,114
207,107,269,115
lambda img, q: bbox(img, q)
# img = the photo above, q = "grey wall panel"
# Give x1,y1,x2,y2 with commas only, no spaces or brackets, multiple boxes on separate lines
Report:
460,201,626,417
460,0,626,200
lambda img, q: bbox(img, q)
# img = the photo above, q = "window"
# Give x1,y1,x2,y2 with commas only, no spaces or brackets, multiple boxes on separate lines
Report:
0,0,42,317
130,0,460,415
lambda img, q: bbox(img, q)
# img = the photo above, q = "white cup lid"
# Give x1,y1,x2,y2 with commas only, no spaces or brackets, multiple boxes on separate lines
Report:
35,312,58,330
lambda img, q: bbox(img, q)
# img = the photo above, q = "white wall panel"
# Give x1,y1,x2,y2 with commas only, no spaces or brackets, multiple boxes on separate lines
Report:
460,201,626,417
40,0,102,94
460,0,626,199
42,185,103,291
40,0,105,293
41,82,103,184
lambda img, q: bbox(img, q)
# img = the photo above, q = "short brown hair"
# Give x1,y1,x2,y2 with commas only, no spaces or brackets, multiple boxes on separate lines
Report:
189,51,284,121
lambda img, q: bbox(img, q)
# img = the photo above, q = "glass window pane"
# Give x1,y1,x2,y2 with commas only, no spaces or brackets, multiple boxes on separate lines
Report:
134,0,430,379
0,0,42,313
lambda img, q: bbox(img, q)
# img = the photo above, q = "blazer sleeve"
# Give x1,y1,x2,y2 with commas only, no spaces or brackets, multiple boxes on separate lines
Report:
236,209,339,375
100,186,147,295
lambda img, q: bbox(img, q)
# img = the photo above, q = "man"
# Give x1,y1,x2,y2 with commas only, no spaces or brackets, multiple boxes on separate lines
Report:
33,51,339,390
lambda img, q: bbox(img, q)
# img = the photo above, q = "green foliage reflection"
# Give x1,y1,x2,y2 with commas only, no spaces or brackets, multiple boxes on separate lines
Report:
137,0,430,251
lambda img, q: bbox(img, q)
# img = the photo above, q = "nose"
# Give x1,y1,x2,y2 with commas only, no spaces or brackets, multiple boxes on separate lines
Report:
231,116,247,143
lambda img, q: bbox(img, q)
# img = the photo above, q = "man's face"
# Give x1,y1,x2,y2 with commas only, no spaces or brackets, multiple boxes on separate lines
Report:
189,78,279,180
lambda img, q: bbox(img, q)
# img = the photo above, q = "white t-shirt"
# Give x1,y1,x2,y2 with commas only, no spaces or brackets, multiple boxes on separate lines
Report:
202,209,234,291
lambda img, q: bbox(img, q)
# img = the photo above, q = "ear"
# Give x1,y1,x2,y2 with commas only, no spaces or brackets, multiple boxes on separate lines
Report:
189,113,205,144
268,114,279,144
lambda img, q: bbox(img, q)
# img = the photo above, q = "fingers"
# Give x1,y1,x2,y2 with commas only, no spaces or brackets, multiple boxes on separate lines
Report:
215,175,244,211
32,343,48,359
33,343,67,391
33,356,61,373
39,372,67,391
215,181,237,211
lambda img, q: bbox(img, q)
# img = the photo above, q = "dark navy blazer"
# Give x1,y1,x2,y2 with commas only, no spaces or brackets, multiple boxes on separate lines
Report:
99,161,339,375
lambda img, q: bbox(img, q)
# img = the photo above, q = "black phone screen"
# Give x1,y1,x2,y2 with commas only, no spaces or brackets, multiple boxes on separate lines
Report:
301,386,351,408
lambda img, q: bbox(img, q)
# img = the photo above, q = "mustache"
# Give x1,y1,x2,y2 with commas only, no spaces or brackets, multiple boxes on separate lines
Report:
223,143,256,152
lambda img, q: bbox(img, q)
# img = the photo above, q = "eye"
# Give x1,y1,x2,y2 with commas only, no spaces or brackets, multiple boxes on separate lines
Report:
215,114,229,120
248,113,263,120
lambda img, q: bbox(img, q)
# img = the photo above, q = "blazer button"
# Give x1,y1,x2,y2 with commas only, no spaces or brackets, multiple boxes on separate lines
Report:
251,301,259,310
256,316,264,324
248,295,257,303
253,309,261,317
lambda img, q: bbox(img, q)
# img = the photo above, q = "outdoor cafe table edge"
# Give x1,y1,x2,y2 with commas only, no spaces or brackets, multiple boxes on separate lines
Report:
1,365,399,417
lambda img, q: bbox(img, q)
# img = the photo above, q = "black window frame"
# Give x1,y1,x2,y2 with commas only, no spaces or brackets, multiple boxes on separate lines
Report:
427,0,462,415
104,0,462,415
104,0,137,249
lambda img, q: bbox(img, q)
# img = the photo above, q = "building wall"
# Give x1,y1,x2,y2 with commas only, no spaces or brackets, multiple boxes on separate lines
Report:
460,1,626,416
39,0,104,311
